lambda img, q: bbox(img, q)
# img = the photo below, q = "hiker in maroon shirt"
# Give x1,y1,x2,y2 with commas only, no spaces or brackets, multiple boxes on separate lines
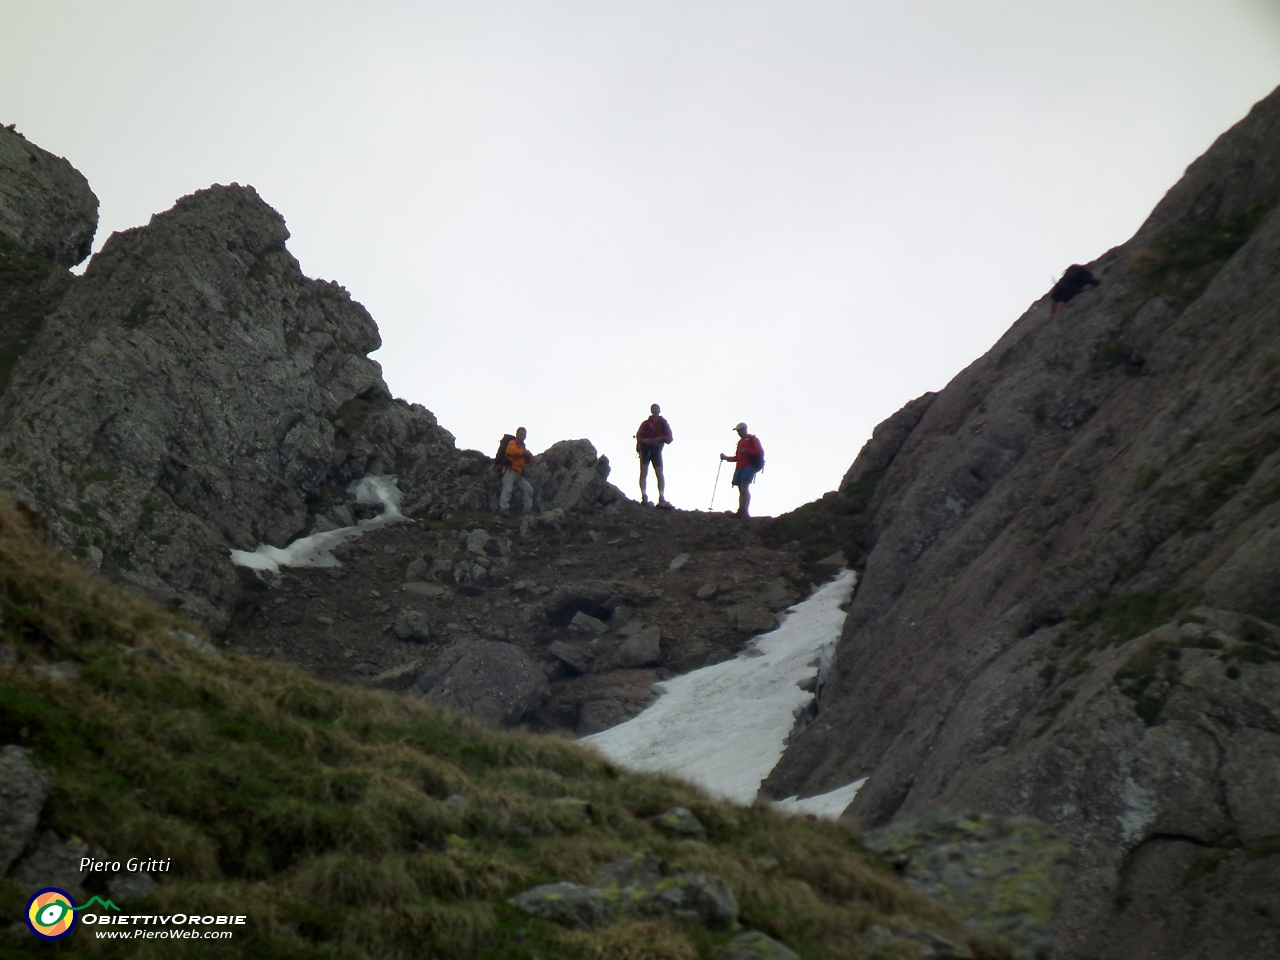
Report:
636,403,674,508
720,422,764,518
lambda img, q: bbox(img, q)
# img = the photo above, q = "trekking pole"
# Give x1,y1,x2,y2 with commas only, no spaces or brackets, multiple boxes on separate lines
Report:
709,458,723,511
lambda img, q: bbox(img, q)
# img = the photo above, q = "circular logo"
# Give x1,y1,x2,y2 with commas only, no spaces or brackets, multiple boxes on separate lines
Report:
26,888,77,940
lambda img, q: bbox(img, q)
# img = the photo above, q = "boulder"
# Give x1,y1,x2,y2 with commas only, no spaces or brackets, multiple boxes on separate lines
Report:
507,882,614,929
618,626,661,668
11,830,94,899
392,609,432,642
757,580,798,612
568,611,609,637
650,806,707,841
0,745,52,875
547,640,592,675
0,125,98,267
640,873,737,927
728,605,776,635
523,439,623,510
411,641,546,726
508,850,737,930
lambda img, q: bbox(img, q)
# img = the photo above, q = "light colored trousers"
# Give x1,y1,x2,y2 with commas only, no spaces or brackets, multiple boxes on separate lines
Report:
500,469,534,512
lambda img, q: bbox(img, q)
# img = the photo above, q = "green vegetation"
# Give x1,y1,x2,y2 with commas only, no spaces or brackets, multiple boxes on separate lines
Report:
1129,201,1276,308
0,496,984,959
1113,640,1182,726
1066,591,1199,646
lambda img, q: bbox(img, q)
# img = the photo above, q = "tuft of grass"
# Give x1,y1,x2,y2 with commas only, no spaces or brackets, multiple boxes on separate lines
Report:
0,494,980,959
1067,591,1199,646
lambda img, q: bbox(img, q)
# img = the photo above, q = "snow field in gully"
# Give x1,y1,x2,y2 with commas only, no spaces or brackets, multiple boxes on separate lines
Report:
586,568,865,818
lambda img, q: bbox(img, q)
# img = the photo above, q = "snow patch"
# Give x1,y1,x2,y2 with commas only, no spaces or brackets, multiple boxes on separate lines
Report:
229,476,406,573
773,778,866,819
584,568,856,811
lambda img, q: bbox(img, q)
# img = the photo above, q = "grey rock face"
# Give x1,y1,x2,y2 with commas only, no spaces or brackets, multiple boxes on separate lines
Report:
765,85,1280,960
0,183,465,631
410,640,546,726
0,745,52,875
0,126,98,267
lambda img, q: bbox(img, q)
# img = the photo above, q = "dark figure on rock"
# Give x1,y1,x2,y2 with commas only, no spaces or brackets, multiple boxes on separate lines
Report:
1049,264,1100,317
498,427,536,515
636,403,674,508
721,423,764,518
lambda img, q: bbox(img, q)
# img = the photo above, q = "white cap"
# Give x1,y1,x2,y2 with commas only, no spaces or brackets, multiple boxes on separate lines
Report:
734,422,747,431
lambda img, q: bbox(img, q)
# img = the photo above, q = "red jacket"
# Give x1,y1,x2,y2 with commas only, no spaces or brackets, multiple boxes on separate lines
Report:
730,434,763,465
636,415,673,450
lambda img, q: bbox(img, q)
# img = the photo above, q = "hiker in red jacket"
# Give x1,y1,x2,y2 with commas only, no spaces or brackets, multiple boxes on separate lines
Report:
636,403,674,508
720,422,764,518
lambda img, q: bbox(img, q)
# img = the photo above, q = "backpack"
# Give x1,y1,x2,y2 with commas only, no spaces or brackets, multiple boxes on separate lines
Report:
748,436,765,471
494,434,516,472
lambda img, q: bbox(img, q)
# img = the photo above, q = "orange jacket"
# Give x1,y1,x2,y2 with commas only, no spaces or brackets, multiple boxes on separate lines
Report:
504,438,532,473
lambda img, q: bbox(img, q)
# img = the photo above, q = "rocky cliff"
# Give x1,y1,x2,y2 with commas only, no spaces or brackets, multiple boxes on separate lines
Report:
0,126,619,632
763,87,1280,957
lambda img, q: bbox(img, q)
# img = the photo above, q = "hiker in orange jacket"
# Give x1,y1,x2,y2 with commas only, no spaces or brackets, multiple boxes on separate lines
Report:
499,427,535,514
636,403,674,508
720,422,763,518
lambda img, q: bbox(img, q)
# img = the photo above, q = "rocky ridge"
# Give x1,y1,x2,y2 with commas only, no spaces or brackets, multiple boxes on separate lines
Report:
0,124,621,632
762,87,1280,958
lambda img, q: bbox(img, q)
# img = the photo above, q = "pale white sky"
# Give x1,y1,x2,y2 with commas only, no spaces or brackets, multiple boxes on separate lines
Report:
3,2,1279,515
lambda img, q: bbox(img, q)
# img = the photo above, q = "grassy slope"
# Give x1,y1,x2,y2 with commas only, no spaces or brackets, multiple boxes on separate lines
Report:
0,497,1003,960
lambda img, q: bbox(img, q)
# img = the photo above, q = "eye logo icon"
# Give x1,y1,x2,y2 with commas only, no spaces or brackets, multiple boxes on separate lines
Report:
26,888,77,939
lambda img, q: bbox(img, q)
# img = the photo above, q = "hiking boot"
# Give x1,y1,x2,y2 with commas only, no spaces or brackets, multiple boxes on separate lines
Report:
641,497,653,507
657,499,674,510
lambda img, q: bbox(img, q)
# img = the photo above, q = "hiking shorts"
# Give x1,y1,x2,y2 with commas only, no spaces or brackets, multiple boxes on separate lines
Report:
639,445,664,469
732,466,758,486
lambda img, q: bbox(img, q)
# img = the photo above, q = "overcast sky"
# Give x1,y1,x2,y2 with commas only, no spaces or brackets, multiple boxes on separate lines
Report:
3,2,1279,516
